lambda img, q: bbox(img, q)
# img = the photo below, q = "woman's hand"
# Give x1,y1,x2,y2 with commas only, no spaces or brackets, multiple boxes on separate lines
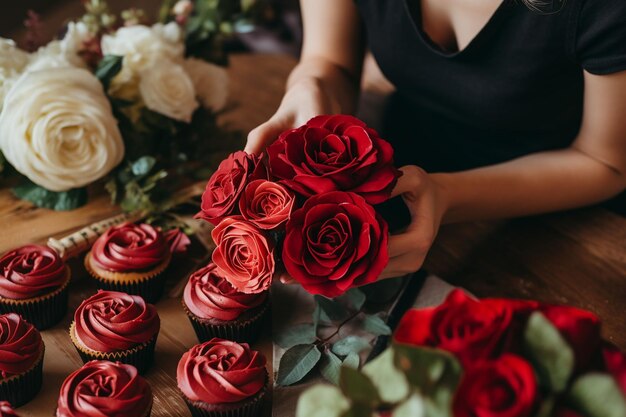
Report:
379,165,448,279
244,78,340,154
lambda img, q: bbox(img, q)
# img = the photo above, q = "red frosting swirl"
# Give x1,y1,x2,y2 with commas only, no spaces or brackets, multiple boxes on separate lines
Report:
56,360,152,417
0,313,43,378
73,290,160,353
183,263,267,321
0,401,19,417
177,338,266,404
0,245,67,299
90,223,169,272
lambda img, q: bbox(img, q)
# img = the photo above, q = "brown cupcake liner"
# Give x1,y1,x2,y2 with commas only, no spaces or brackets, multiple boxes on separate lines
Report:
182,380,267,417
69,322,158,374
183,298,270,344
84,252,170,304
0,269,70,330
0,346,44,407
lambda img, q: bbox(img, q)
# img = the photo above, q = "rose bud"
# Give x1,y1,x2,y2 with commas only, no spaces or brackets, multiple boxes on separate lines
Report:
238,180,295,230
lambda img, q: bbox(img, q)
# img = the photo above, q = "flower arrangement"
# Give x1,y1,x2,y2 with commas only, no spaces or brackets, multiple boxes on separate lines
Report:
296,290,626,417
0,0,263,213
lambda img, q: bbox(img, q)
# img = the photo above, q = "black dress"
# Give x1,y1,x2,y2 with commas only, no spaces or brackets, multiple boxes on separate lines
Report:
355,0,626,172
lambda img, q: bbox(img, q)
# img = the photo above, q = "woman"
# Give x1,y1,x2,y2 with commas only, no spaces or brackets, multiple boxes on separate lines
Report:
245,0,626,280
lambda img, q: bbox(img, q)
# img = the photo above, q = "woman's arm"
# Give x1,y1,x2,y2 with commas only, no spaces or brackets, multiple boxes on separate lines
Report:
382,70,626,278
245,0,364,154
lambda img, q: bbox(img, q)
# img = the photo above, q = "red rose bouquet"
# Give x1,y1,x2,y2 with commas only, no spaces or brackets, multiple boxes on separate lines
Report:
196,115,401,297
296,290,626,417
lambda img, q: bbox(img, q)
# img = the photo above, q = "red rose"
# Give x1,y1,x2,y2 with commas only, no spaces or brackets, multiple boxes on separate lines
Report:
540,304,600,371
238,180,295,230
453,354,538,417
394,290,525,366
603,344,626,395
196,151,266,225
283,191,388,298
211,216,275,294
267,115,401,205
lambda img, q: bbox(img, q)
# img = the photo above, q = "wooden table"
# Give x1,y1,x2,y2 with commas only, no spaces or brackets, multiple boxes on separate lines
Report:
1,54,625,416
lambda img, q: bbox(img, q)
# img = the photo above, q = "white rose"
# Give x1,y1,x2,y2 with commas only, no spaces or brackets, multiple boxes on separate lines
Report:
0,38,29,109
0,67,124,191
183,58,229,111
139,61,198,122
27,22,90,72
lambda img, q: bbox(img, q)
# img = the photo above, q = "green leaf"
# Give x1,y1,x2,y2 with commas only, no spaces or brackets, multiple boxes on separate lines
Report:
393,394,425,417
95,55,123,90
343,352,360,369
274,323,317,349
345,288,366,310
314,295,349,328
362,348,410,403
131,156,156,176
362,314,392,336
276,344,322,386
523,311,574,392
340,403,374,417
332,336,371,357
361,277,404,303
339,366,380,407
569,373,626,417
13,183,87,210
320,351,343,385
296,385,350,417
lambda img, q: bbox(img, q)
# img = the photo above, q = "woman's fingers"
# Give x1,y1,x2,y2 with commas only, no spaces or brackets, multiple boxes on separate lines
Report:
245,117,292,154
379,250,427,280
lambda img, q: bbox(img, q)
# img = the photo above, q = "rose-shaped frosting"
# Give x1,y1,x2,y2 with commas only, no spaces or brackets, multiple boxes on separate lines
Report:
56,360,152,417
73,290,160,352
184,263,267,321
0,67,124,192
177,338,266,404
0,245,68,299
196,151,267,225
211,217,275,294
0,401,19,417
139,61,198,122
453,354,537,417
0,313,43,378
238,180,295,230
90,223,169,272
267,115,401,205
283,191,388,298
393,290,532,366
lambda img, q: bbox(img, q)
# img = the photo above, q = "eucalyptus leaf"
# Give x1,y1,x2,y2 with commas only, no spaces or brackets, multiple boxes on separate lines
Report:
362,347,409,403
274,323,316,349
361,277,404,303
569,373,626,417
296,385,350,417
362,314,392,336
332,336,371,357
345,288,366,310
95,55,123,90
393,394,425,417
339,366,380,407
315,295,349,326
523,311,574,392
277,344,321,386
131,156,156,176
320,351,343,385
13,183,87,210
343,352,360,369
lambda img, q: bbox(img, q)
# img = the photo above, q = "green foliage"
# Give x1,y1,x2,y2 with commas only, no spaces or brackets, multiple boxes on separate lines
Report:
95,55,123,90
274,323,316,349
12,182,87,210
569,373,626,417
105,157,168,214
339,367,381,408
296,385,350,417
345,288,367,310
276,344,322,387
314,296,349,328
332,336,371,357
362,348,410,403
362,314,392,336
320,351,343,385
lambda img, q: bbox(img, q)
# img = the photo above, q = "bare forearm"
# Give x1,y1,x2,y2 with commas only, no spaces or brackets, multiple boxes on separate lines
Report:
434,147,626,224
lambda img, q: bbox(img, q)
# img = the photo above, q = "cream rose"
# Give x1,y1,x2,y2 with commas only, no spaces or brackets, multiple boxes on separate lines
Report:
0,67,124,191
27,22,90,72
183,58,229,111
139,61,198,122
0,38,29,109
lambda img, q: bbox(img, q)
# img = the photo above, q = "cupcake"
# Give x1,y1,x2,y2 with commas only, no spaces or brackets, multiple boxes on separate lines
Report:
56,360,152,417
182,263,269,343
84,222,171,303
69,290,159,373
0,401,19,417
177,338,268,417
0,245,70,329
0,314,44,407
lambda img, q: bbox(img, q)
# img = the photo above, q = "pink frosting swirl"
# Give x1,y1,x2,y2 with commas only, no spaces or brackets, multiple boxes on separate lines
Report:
73,290,160,353
90,223,169,272
0,313,43,378
0,401,19,416
177,338,266,404
0,245,67,299
56,360,152,417
183,263,267,321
